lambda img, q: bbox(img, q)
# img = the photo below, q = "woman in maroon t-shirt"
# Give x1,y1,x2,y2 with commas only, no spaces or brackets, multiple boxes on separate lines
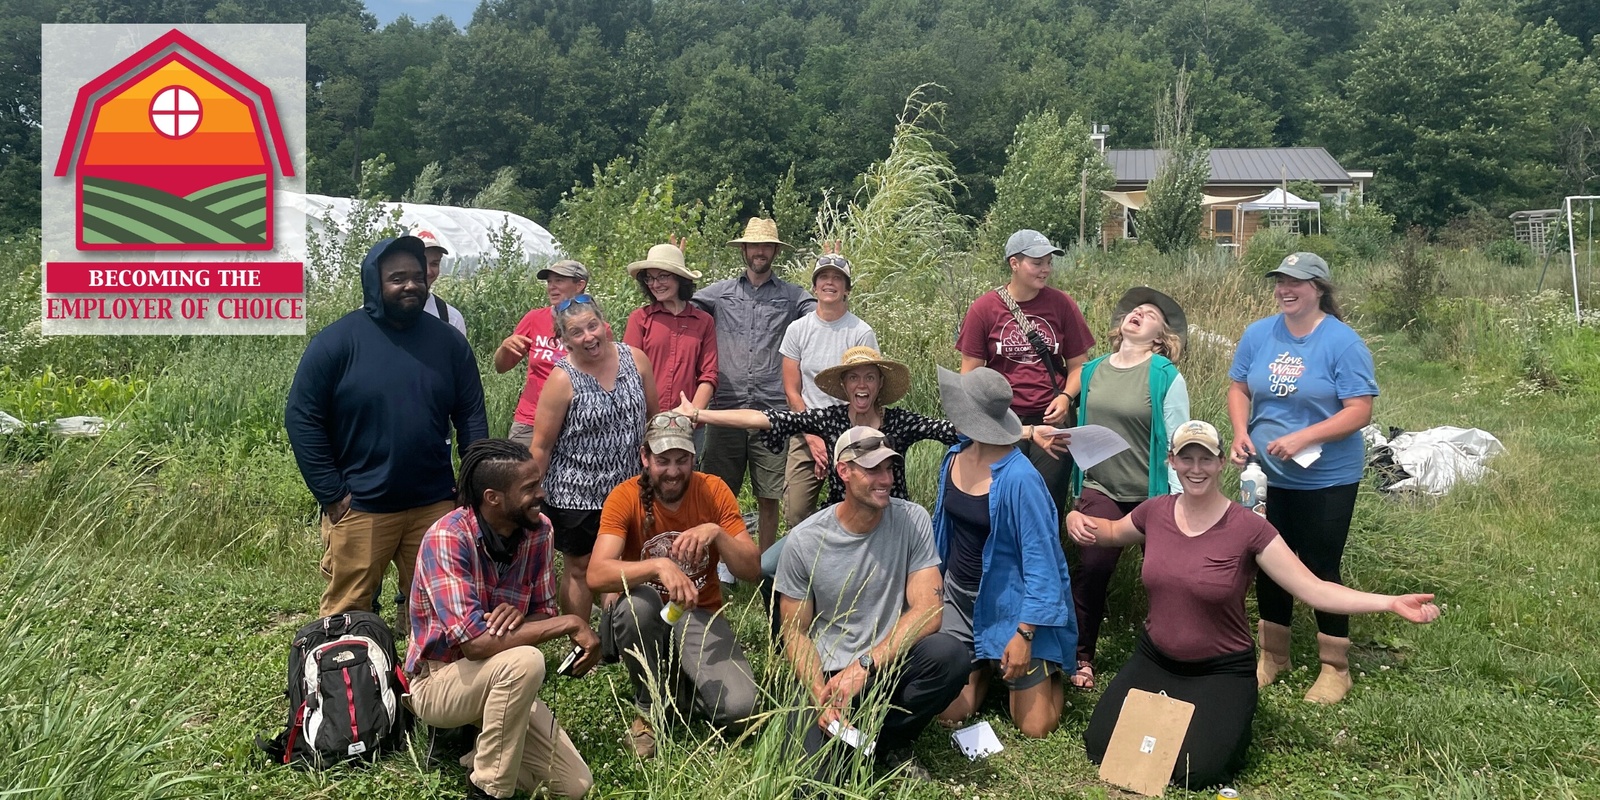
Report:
1067,420,1438,789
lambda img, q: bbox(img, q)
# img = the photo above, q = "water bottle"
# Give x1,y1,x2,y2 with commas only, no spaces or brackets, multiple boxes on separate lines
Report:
1239,459,1267,517
660,601,685,624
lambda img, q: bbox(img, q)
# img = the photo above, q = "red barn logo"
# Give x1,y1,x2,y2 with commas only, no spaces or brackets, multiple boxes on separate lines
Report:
53,29,294,251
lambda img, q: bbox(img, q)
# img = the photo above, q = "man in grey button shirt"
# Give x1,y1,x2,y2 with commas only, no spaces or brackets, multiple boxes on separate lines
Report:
692,218,816,555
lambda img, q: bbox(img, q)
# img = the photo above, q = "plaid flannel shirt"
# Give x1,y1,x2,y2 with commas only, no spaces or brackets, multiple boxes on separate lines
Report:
405,506,557,674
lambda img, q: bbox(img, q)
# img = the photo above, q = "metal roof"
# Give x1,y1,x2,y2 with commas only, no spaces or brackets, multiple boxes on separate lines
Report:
1107,147,1352,185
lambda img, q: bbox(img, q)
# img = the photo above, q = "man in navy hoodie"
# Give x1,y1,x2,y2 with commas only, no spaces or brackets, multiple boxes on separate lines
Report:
286,235,489,634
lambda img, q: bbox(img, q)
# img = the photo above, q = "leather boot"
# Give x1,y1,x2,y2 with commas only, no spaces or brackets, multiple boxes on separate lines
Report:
1256,620,1292,688
1304,633,1353,704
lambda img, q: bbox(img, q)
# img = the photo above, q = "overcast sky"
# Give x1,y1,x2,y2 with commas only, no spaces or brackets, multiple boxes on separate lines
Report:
365,0,477,28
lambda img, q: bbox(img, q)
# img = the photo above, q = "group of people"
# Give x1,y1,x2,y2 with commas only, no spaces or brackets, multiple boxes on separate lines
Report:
284,221,1440,799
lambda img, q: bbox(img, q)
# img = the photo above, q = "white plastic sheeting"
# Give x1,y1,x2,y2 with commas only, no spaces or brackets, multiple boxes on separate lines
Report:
1239,188,1320,211
1365,425,1506,495
282,193,562,278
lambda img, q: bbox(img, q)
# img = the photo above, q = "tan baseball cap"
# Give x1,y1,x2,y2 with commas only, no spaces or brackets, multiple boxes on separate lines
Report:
834,426,900,468
1169,419,1222,455
645,412,696,455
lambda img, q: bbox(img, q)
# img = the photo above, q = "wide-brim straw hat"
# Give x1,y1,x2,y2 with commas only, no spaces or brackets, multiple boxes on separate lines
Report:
727,218,790,248
937,366,1022,446
816,346,912,406
1112,286,1188,342
626,243,703,280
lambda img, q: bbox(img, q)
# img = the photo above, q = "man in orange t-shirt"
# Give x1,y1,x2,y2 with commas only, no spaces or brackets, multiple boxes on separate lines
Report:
589,412,762,758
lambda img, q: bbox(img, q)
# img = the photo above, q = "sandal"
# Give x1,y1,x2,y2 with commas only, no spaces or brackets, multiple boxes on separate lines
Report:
1070,660,1096,692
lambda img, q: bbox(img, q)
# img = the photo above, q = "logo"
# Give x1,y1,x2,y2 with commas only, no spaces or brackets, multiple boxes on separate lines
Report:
42,25,306,335
994,314,1060,364
54,30,293,250
1267,351,1305,396
332,650,356,664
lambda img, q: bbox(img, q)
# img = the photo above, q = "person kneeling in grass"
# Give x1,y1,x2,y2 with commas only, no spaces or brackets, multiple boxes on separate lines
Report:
1071,421,1440,789
775,426,969,782
588,412,763,759
932,367,1077,739
406,439,600,800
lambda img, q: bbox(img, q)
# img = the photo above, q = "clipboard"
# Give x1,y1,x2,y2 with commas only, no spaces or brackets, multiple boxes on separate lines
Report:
1097,688,1196,797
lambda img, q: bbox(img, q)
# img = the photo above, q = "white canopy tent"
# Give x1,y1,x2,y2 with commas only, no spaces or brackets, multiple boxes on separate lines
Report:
1241,188,1322,234
282,193,562,278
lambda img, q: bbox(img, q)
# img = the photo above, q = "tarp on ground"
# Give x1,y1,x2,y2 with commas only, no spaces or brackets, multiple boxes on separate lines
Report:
1366,425,1506,495
282,193,562,278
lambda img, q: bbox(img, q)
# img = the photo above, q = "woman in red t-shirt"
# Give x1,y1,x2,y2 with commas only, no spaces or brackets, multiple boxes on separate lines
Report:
1068,420,1438,789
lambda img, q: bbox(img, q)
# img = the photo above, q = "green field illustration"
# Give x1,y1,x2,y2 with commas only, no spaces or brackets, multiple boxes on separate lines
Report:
81,174,267,245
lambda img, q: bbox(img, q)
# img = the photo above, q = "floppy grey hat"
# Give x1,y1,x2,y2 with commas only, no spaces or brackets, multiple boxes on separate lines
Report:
1005,229,1065,260
1266,252,1330,281
937,366,1023,446
1112,286,1188,342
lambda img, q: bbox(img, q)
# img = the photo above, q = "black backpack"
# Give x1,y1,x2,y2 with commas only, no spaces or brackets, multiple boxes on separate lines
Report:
257,611,410,768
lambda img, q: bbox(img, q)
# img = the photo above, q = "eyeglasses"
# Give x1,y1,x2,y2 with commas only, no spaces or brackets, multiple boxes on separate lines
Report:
641,271,677,285
816,254,850,271
555,294,595,312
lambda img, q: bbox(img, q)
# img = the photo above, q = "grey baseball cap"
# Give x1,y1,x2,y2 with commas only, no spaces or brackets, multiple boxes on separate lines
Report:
1266,252,1330,281
1005,229,1065,260
537,259,590,281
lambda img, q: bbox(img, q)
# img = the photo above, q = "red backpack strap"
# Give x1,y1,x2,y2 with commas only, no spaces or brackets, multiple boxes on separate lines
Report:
282,700,308,764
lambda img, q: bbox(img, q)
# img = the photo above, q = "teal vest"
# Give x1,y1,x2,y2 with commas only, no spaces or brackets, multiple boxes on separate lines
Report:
1069,353,1178,499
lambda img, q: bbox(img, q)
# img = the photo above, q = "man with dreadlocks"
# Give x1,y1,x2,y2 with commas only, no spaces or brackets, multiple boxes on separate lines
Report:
406,439,599,800
589,412,762,759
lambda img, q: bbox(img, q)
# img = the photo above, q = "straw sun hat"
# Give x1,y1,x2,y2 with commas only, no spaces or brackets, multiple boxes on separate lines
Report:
626,243,703,281
727,218,790,248
815,346,912,407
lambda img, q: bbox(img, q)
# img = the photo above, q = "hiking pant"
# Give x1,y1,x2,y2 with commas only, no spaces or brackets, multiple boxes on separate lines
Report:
605,585,759,733
319,500,453,636
409,649,592,799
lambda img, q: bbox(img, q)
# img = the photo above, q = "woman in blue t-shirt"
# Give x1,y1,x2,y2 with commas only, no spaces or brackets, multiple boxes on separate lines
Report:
1226,252,1379,705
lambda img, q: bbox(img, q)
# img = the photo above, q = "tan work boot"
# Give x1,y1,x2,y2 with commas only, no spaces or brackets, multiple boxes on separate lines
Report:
1304,633,1353,704
625,715,657,759
1256,620,1292,688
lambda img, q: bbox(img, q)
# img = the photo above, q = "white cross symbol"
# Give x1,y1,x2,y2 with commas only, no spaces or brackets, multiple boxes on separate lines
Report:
149,86,201,139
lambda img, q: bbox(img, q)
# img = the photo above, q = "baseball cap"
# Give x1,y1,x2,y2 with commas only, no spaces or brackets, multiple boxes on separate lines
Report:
1005,229,1065,260
645,412,696,455
537,259,590,281
413,229,448,254
1169,420,1223,455
811,253,852,284
834,426,901,468
1266,252,1330,281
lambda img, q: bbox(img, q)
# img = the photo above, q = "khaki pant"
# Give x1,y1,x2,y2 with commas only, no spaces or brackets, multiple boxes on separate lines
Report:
318,500,454,635
782,435,826,529
409,648,593,799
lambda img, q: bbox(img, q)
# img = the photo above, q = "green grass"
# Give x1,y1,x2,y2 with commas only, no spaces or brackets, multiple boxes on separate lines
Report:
5,217,1600,797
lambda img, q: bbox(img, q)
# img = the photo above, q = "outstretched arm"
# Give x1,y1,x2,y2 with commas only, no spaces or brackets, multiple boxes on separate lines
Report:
1065,510,1146,548
1256,537,1439,622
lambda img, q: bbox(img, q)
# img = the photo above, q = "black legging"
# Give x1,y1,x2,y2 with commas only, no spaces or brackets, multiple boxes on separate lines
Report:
1256,482,1360,638
1019,413,1076,515
1083,632,1256,790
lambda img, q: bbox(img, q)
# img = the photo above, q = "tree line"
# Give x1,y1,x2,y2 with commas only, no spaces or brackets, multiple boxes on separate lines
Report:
2,0,1597,238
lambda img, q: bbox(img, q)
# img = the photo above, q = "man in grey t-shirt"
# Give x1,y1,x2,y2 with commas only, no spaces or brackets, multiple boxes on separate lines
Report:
774,426,967,780
779,253,878,530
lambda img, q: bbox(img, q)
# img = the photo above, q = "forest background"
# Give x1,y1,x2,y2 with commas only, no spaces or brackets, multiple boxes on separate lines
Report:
1,0,1598,237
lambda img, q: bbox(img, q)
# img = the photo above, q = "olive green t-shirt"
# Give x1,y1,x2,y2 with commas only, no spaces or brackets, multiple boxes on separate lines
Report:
1083,359,1154,503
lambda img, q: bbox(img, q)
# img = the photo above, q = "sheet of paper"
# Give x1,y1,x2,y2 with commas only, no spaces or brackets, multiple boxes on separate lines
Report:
1291,442,1323,468
951,720,1004,761
1063,424,1133,472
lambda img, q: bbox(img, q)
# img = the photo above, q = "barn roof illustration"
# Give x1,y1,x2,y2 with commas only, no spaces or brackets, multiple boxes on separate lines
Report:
54,29,295,250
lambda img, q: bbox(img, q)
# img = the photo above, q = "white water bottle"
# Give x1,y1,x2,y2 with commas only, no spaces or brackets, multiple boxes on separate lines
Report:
1240,459,1267,516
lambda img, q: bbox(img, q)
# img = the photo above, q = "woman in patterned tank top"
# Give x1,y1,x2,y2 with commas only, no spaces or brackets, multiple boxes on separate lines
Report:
530,294,659,618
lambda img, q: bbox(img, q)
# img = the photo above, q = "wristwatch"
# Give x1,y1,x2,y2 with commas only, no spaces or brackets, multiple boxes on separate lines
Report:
858,653,875,673
1016,626,1035,642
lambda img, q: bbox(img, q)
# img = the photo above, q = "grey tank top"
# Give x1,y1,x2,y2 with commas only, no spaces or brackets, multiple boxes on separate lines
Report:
545,343,646,509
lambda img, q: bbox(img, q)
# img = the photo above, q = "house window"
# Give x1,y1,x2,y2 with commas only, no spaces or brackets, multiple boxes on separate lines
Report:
1124,208,1139,240
1213,207,1235,239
